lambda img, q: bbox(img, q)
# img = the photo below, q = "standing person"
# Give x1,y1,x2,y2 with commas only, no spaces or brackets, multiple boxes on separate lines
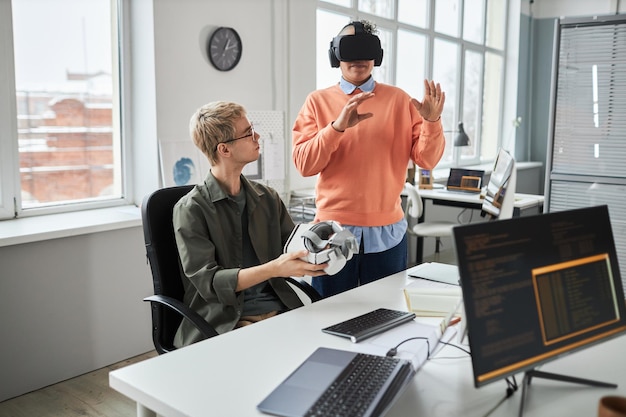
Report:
292,20,446,297
173,101,327,348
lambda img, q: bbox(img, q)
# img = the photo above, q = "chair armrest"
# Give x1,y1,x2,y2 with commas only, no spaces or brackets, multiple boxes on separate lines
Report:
143,295,218,339
286,277,322,303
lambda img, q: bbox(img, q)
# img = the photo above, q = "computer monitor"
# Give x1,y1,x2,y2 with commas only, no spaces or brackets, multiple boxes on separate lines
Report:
454,205,626,393
481,148,516,220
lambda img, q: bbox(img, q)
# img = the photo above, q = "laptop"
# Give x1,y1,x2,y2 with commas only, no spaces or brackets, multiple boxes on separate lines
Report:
257,347,415,417
407,262,460,286
446,168,484,193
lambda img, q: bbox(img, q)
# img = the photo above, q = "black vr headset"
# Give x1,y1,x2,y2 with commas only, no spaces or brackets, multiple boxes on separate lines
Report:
328,21,384,68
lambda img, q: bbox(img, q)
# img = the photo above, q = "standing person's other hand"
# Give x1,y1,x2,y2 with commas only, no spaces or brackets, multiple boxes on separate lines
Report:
332,91,375,132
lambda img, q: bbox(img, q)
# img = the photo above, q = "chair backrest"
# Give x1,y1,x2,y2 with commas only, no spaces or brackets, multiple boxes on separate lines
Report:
141,185,194,353
402,182,424,220
481,148,517,220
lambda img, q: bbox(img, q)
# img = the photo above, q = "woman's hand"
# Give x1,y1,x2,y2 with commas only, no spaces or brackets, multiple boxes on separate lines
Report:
411,79,445,122
272,250,328,278
332,91,375,132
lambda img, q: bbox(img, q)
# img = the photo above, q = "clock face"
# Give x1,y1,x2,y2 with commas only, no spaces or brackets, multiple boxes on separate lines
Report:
208,27,242,71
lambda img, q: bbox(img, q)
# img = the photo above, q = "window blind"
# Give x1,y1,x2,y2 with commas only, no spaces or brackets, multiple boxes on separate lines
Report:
547,14,626,297
552,18,626,177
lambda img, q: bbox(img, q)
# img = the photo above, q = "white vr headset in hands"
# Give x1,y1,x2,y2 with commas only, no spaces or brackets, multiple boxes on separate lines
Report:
284,221,358,275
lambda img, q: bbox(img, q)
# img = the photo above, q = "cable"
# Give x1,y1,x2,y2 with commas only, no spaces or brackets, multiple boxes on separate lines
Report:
437,340,470,355
388,334,518,417
386,337,430,359
457,208,469,223
386,337,472,358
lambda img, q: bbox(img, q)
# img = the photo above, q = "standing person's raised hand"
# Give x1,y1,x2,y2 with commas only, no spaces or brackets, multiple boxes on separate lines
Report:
411,79,445,122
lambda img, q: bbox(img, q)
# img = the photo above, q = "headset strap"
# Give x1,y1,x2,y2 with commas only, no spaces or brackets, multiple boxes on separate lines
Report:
329,230,357,258
301,229,329,251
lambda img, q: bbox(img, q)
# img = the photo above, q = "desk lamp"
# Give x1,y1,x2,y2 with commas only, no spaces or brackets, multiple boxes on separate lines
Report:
454,122,470,147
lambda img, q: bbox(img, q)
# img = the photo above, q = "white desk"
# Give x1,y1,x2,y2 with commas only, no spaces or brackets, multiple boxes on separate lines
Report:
110,271,626,417
412,189,544,262
417,188,544,215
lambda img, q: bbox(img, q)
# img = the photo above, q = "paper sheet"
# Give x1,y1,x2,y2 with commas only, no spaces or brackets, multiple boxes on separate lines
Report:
348,320,442,370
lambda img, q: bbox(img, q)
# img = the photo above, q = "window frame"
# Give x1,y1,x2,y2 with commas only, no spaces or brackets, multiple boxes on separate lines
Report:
0,0,19,219
317,0,508,169
0,0,132,221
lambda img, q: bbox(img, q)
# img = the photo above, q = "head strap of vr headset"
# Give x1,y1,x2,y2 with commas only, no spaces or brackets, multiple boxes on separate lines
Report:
328,20,383,68
301,221,357,260
353,20,365,34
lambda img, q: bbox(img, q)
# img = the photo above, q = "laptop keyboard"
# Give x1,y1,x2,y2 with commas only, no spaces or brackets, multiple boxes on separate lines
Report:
304,353,412,417
322,308,416,342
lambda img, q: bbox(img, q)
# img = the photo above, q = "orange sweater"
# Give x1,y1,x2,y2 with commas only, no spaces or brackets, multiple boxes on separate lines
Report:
293,82,445,227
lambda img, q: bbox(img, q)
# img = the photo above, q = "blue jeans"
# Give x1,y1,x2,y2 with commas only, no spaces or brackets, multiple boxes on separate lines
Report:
312,234,408,298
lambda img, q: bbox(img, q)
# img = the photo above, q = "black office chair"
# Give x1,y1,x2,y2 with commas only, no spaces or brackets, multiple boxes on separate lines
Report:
141,185,321,355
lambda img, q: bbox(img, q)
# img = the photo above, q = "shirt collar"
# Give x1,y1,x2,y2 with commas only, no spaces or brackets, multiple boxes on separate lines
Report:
339,76,376,94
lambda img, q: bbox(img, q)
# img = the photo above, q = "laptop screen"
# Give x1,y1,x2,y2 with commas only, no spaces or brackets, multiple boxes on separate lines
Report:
446,168,484,192
453,205,626,387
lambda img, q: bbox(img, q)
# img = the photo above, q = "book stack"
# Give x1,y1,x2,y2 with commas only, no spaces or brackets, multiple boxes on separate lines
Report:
404,262,462,317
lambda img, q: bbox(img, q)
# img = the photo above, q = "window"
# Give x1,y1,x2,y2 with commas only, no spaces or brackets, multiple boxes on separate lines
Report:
316,0,508,168
0,0,126,220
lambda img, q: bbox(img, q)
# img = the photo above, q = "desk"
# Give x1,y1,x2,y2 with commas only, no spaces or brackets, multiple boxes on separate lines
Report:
417,188,544,216
413,189,544,263
110,271,625,417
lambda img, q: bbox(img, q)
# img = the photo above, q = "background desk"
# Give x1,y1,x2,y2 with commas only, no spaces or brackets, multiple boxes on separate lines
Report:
412,189,544,263
417,188,544,215
110,271,625,417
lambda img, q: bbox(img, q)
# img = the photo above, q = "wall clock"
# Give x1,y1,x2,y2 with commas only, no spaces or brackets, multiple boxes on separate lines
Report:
207,27,242,71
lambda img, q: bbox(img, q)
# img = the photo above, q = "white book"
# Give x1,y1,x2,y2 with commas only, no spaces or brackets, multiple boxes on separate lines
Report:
403,265,462,318
403,283,462,317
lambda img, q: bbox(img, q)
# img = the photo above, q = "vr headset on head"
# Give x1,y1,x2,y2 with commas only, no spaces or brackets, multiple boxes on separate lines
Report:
284,221,358,275
328,21,383,68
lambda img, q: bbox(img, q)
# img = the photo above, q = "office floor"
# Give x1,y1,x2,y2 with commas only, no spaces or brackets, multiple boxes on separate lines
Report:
0,350,157,417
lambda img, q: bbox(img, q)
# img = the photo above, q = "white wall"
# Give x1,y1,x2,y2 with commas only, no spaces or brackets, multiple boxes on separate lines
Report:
132,0,318,205
0,227,152,401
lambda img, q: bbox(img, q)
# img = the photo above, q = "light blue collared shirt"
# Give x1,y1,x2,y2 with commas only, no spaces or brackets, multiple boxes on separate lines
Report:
337,76,407,254
339,75,376,94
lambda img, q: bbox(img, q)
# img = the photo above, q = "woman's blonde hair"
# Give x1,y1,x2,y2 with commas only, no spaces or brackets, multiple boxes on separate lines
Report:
189,101,246,165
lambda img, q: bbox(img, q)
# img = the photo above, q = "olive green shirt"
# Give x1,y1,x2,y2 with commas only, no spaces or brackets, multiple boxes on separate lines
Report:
172,172,303,348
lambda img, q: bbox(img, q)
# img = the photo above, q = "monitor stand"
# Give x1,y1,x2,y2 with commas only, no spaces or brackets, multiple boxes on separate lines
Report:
518,369,617,417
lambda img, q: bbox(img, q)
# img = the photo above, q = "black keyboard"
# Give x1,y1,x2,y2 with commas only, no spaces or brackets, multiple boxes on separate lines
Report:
304,353,414,417
322,308,416,343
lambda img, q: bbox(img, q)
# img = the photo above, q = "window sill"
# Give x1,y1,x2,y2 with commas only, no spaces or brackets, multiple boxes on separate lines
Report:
0,205,142,248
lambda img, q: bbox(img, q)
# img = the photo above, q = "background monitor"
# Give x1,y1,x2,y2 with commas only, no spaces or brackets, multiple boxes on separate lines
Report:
453,205,626,388
446,168,485,192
